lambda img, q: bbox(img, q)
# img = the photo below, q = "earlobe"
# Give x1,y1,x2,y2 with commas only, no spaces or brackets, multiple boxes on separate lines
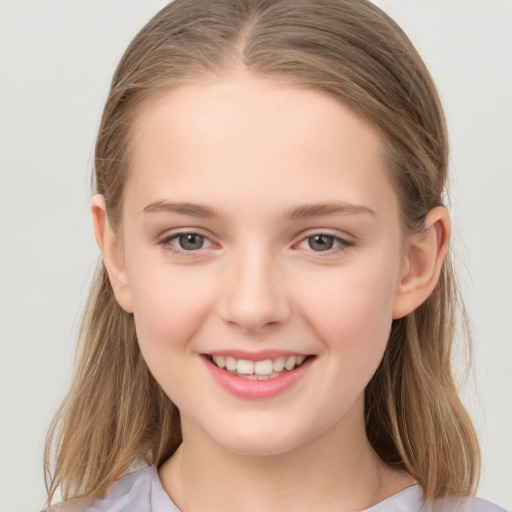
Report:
392,206,450,319
90,195,134,313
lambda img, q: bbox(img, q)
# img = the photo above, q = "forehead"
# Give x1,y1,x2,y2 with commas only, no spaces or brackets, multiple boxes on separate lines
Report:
125,73,398,220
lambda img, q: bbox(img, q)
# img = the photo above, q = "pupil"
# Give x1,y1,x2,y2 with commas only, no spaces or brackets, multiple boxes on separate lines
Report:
179,233,204,250
309,235,334,251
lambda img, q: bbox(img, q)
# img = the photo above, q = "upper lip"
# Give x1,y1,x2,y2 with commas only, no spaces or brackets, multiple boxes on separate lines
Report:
203,349,312,361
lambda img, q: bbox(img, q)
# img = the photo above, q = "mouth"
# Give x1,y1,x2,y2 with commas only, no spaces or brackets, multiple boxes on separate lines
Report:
205,354,313,380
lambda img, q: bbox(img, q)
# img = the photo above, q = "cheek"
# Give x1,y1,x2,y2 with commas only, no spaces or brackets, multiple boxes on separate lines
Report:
128,258,213,355
127,261,217,409
297,260,398,362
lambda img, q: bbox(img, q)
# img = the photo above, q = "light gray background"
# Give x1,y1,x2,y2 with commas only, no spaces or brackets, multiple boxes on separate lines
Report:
0,1,511,511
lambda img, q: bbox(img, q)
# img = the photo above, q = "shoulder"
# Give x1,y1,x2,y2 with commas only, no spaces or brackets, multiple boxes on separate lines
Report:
431,495,509,512
52,466,180,512
367,485,508,512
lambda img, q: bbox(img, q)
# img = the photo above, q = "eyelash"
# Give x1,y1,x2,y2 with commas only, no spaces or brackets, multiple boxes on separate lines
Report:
158,230,354,257
296,231,354,256
159,231,213,255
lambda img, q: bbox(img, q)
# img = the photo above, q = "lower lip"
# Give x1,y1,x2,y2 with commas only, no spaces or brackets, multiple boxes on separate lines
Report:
203,356,314,399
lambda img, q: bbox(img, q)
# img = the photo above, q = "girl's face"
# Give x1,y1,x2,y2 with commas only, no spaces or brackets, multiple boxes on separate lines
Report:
105,73,411,455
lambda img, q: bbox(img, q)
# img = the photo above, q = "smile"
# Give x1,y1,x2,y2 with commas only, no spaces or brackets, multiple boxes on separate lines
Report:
203,352,315,399
209,354,309,380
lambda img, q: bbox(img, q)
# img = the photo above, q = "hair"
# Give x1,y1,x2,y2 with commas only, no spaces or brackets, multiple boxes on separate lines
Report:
44,0,480,507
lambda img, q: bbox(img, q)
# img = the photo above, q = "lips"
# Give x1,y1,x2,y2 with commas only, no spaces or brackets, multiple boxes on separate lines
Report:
203,352,314,399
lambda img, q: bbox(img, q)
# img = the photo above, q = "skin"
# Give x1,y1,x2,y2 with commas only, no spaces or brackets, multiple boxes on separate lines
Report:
92,71,450,512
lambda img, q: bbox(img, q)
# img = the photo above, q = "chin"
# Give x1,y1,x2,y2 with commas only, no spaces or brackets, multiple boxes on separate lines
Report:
208,421,315,458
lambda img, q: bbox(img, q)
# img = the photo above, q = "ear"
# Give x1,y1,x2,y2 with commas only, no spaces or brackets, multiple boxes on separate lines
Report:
91,195,134,313
392,206,450,319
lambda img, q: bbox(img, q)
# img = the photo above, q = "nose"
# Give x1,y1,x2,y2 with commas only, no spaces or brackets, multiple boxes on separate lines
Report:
218,246,291,333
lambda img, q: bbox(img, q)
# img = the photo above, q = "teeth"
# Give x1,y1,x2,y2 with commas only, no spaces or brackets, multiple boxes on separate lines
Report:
284,356,296,370
236,359,254,374
214,355,226,368
273,356,285,372
225,356,237,371
211,354,308,378
254,359,273,375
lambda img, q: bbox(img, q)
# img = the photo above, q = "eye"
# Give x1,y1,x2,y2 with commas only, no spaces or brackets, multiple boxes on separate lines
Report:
297,233,353,253
307,234,335,251
176,233,207,250
161,232,213,252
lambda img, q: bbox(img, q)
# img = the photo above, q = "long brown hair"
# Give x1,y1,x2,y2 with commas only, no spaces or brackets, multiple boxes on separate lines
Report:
44,0,480,506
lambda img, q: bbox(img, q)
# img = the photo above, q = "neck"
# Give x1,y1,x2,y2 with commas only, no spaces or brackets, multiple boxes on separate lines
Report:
159,401,413,512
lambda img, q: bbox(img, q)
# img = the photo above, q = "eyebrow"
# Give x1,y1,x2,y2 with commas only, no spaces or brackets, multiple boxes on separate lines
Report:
282,201,376,220
142,200,375,219
143,201,223,218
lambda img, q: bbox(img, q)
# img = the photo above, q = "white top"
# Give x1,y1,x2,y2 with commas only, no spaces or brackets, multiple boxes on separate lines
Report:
58,466,507,512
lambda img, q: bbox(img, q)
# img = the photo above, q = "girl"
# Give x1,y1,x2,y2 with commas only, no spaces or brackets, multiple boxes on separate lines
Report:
44,1,507,511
